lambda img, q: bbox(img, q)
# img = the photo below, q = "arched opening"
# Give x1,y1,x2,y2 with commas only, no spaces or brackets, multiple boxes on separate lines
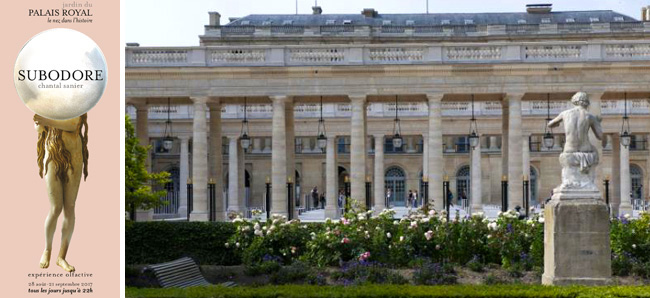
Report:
631,164,644,203
245,170,251,208
338,166,348,195
530,166,539,205
385,166,406,207
295,170,301,207
155,166,180,214
455,165,470,206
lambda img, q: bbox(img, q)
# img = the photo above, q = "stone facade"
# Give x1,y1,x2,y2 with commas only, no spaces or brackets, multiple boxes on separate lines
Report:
126,5,650,221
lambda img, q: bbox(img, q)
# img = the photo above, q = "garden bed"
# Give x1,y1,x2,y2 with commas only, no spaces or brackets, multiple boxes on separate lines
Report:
126,284,650,298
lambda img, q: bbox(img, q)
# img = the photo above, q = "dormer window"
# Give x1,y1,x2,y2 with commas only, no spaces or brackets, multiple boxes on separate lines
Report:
343,20,352,25
282,20,293,25
382,20,392,25
325,19,335,25
262,20,272,25
565,18,575,23
614,16,624,22
464,19,474,25
517,19,527,24
441,19,450,25
406,20,415,26
589,17,600,22
541,18,551,24
240,20,250,25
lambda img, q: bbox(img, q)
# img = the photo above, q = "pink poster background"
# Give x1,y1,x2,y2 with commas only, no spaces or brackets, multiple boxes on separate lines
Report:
0,1,120,297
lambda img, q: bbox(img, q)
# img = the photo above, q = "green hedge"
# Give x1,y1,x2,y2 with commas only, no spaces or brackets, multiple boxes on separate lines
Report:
126,285,650,298
126,221,238,265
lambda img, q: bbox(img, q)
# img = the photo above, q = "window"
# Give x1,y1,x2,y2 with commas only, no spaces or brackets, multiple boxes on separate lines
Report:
382,20,392,25
565,18,575,23
325,19,335,25
406,20,415,26
541,18,551,24
614,16,624,22
441,19,450,25
464,19,474,25
517,19,527,24
282,20,293,25
589,17,600,22
240,20,250,25
262,20,272,25
343,20,352,25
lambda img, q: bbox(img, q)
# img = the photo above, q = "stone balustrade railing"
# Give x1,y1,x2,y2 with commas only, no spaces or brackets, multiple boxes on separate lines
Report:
126,40,650,67
203,22,650,39
126,100,649,120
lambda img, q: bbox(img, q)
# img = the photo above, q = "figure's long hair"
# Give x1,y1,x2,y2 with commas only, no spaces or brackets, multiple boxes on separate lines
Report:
36,114,89,184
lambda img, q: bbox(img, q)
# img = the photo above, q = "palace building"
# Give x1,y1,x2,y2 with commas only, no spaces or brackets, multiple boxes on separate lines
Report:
126,4,650,221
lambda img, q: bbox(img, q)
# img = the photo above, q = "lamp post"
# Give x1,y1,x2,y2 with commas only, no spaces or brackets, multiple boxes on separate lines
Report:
162,97,174,151
344,175,350,214
208,178,215,221
621,92,632,148
543,93,555,149
365,176,372,210
501,175,508,212
392,95,403,148
187,178,193,221
604,175,610,215
265,176,271,219
287,176,293,220
240,97,251,151
422,176,429,207
443,175,450,222
468,94,480,149
523,175,529,218
317,96,327,152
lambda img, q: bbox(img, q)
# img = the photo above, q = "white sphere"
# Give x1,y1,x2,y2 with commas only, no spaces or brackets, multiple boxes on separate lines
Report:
14,28,107,120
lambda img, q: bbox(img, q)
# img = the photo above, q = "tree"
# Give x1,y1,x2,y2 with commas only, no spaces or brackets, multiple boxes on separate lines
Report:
125,115,170,219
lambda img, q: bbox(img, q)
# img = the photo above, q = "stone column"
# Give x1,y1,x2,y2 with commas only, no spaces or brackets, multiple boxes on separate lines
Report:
373,135,386,213
350,95,367,203
285,100,297,218
619,141,634,215
422,134,429,178
133,103,153,221
190,97,209,221
507,93,524,210
208,101,224,221
470,135,483,213
238,139,246,210
227,136,240,212
177,136,190,217
523,133,531,207
324,135,339,219
271,96,288,216
611,134,621,215
427,94,444,211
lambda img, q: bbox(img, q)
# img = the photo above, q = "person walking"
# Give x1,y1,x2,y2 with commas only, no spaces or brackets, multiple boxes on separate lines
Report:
407,190,413,208
338,190,345,209
311,186,319,209
413,190,419,208
386,188,392,208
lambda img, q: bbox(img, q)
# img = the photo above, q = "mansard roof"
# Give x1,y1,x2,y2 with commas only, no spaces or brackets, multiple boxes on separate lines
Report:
224,10,636,27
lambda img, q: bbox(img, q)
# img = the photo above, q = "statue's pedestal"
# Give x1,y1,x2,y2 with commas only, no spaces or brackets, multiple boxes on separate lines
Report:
542,189,612,285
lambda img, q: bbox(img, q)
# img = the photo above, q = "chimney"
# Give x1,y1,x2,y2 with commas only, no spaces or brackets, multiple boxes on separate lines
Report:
312,6,322,15
526,4,552,14
209,12,221,26
362,8,378,18
642,7,647,21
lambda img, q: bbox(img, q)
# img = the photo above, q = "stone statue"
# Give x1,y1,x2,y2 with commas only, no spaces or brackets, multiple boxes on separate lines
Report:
34,114,89,272
547,92,603,193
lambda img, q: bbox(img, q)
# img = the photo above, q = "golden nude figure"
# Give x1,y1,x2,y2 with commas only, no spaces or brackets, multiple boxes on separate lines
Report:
34,114,88,272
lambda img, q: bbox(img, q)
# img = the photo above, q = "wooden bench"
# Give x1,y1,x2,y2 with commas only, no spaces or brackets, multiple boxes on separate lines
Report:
144,257,235,288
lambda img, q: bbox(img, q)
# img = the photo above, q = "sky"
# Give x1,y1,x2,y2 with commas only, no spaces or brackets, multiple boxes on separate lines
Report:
123,0,648,46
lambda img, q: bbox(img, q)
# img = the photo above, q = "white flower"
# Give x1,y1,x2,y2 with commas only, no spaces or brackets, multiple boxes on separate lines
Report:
235,242,240,248
410,221,418,229
262,226,268,231
364,231,370,239
393,220,399,225
254,223,261,230
325,217,331,223
538,217,545,223
487,235,492,239
386,232,392,239
310,232,316,240
526,219,534,225
224,242,230,248
428,210,436,216
624,213,631,219
632,244,637,249
399,236,404,242
435,244,441,250
233,218,243,223
425,230,434,241
254,230,264,237
487,222,497,230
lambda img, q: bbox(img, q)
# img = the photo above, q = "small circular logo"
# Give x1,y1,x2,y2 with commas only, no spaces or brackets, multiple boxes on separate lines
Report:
14,28,107,120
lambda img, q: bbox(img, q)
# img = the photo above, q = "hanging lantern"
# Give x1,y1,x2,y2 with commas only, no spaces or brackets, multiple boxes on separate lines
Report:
468,94,480,149
240,97,251,150
543,93,555,149
620,92,631,148
162,97,174,151
392,95,403,148
317,96,327,150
